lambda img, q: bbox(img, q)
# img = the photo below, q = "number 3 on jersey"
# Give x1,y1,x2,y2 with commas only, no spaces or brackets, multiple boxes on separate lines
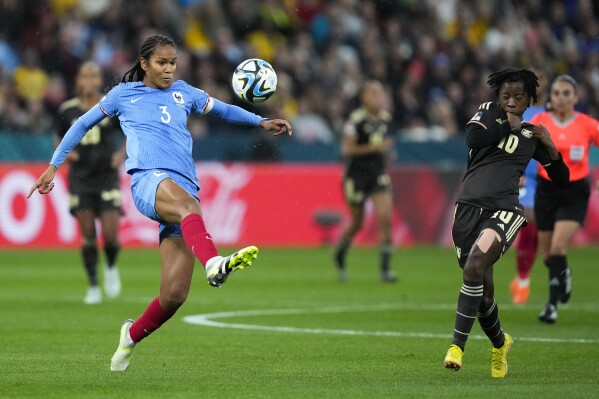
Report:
159,106,171,123
497,133,519,154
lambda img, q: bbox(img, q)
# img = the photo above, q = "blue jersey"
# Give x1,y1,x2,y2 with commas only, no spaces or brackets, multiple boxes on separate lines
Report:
522,105,545,123
99,80,210,186
51,80,264,190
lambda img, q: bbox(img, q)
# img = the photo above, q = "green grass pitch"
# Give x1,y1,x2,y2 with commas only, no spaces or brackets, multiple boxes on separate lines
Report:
1,246,598,398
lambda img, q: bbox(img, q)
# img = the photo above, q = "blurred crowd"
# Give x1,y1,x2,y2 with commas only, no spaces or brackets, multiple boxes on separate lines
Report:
1,0,599,144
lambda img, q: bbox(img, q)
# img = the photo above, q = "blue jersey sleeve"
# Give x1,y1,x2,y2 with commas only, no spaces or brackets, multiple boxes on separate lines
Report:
50,105,107,168
98,84,123,117
205,98,265,126
189,86,212,114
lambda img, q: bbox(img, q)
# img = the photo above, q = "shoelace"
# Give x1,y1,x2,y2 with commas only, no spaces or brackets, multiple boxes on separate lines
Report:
490,347,504,369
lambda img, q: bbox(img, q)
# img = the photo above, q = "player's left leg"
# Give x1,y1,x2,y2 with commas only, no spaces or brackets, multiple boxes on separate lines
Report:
540,220,580,323
111,236,193,371
445,229,503,371
100,209,122,298
371,190,396,282
152,177,256,286
478,266,512,378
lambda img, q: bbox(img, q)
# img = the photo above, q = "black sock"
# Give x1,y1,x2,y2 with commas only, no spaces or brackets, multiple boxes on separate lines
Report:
334,236,351,269
452,280,483,350
380,240,392,272
548,255,566,306
478,300,504,348
104,242,120,268
82,244,98,286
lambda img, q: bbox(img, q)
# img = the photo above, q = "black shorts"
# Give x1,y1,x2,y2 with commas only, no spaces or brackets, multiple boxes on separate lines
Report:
69,188,122,217
452,202,526,268
342,172,391,206
534,177,591,230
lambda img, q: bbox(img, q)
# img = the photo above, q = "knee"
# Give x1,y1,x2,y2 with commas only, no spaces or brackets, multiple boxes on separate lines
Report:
104,240,120,249
160,287,189,313
463,250,485,281
549,244,567,256
379,215,392,232
178,197,201,217
479,295,494,312
82,236,97,247
348,220,363,234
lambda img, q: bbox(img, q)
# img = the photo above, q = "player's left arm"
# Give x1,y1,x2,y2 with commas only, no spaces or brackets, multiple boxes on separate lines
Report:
204,97,292,136
532,123,569,188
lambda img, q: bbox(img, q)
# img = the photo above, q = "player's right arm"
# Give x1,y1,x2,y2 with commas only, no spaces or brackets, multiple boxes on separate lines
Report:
28,85,123,198
465,102,512,149
27,104,107,198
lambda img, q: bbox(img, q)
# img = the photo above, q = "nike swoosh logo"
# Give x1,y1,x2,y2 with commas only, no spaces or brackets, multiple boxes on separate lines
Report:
131,97,143,103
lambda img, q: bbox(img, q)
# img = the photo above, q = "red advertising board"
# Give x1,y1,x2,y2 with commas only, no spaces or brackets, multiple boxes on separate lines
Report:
1,163,598,248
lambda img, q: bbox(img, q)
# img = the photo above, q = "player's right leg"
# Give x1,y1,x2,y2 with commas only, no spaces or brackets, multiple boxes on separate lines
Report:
512,221,537,303
334,204,364,282
75,209,101,304
100,209,122,298
111,237,193,371
371,190,396,283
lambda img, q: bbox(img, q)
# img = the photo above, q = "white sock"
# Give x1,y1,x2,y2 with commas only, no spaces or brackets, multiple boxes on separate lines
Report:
518,278,530,288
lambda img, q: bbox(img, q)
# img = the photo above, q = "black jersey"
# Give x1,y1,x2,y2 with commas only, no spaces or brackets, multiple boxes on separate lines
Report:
56,98,122,194
344,107,392,178
458,102,555,214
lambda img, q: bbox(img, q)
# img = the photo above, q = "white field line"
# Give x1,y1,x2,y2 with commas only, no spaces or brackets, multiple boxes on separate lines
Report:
183,305,599,344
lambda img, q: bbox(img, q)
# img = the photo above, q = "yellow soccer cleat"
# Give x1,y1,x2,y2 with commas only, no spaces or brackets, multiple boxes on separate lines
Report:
110,319,136,371
491,332,513,378
444,344,463,371
206,246,259,288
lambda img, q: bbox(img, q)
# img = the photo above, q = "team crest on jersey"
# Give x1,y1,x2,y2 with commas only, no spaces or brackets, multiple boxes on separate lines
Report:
172,92,185,105
521,128,533,138
471,111,483,121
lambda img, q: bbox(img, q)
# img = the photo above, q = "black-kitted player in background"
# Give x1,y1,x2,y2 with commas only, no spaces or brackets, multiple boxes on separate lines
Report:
443,69,569,378
334,80,397,283
56,61,126,304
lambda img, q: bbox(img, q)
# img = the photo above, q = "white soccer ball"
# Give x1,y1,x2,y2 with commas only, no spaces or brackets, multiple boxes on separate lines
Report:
231,58,277,104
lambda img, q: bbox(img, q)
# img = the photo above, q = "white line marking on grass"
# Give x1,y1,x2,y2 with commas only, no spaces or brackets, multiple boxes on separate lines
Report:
183,305,599,344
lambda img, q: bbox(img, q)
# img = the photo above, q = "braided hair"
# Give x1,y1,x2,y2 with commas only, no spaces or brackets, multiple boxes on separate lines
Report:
122,35,176,83
487,68,539,105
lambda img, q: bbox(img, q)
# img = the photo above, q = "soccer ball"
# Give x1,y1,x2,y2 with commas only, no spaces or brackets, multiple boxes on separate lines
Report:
231,58,277,104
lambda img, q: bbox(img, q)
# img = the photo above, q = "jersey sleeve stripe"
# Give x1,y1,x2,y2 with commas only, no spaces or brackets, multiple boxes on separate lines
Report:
466,120,487,129
202,96,213,114
99,104,112,117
